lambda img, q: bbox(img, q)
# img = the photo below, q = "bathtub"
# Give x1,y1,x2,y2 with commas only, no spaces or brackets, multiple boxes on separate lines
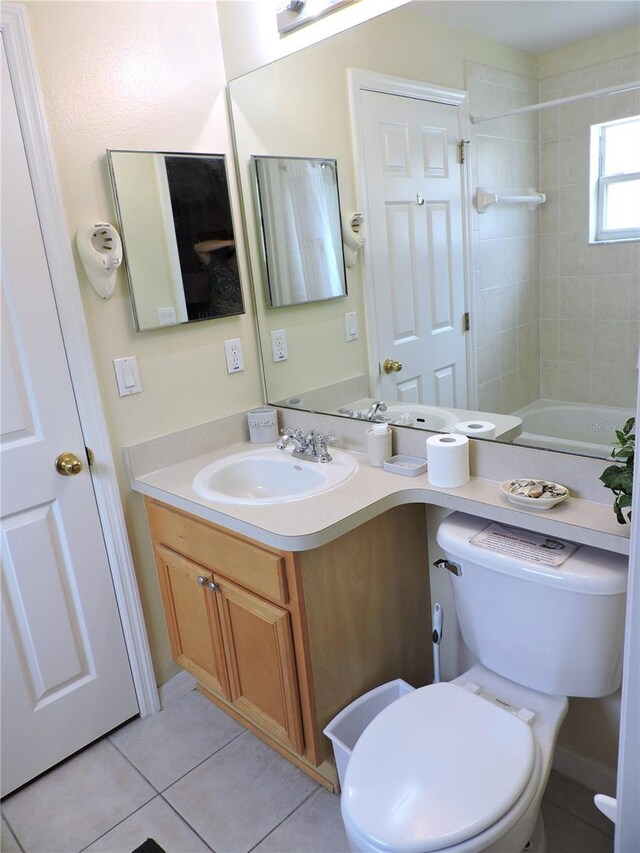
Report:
512,399,635,458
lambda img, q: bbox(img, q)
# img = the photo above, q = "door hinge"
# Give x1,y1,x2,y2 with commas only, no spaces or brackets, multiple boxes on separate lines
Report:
458,139,470,164
463,312,470,332
85,447,95,467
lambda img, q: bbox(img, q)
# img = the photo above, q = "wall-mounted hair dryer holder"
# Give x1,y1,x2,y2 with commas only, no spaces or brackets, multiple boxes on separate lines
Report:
342,212,366,268
75,221,123,299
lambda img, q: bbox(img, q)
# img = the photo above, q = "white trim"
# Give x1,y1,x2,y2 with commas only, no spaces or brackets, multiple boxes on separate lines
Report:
1,5,159,717
553,743,617,798
347,68,476,408
158,670,197,710
615,386,640,850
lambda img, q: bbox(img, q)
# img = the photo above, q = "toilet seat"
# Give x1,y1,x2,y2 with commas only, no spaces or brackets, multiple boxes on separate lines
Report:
342,682,536,853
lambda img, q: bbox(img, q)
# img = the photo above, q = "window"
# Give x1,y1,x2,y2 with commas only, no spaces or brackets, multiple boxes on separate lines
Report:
590,115,640,243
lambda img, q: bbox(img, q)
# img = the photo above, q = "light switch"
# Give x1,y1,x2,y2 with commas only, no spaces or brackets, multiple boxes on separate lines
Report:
113,356,142,396
345,311,358,341
157,306,177,326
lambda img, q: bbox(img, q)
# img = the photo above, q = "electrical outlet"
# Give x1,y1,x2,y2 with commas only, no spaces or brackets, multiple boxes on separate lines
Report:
224,338,244,374
270,329,288,362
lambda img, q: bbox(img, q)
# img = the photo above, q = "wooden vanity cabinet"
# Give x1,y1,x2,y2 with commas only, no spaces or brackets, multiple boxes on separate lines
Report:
145,497,431,788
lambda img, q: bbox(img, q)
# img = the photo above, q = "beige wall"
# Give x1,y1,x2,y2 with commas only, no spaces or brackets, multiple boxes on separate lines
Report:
24,0,264,684
217,0,412,80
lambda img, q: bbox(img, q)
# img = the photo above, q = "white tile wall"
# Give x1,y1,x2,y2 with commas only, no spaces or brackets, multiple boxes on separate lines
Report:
539,53,640,409
470,54,639,415
467,62,541,414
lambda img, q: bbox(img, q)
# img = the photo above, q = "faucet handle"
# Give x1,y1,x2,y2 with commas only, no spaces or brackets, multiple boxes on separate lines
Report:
317,433,336,446
315,433,336,462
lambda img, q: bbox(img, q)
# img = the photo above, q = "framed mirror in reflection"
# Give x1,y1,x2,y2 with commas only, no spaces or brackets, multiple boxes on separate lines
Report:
252,156,348,308
107,151,244,331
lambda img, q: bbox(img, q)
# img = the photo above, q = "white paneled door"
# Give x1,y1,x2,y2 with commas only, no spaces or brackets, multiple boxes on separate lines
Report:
361,90,468,408
0,38,138,796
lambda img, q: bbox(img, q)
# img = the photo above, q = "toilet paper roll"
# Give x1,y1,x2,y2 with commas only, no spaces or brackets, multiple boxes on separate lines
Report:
426,433,470,488
454,420,496,440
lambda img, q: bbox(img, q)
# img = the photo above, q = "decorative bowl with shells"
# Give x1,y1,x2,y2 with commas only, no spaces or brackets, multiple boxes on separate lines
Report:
500,479,569,510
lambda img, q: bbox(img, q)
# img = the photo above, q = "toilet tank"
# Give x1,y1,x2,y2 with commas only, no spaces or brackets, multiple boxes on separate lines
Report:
436,513,628,697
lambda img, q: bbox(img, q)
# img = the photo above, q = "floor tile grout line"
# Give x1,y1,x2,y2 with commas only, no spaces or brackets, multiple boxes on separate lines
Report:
246,786,322,853
542,777,615,837
158,729,248,794
109,728,247,795
76,795,158,853
543,797,615,837
158,791,216,852
1,813,27,853
543,797,616,844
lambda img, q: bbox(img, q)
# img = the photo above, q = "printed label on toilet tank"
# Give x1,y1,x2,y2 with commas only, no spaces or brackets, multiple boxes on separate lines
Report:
471,522,580,566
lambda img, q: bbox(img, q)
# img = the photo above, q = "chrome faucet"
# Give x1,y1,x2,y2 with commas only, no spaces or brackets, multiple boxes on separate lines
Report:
365,400,388,420
277,428,336,463
338,401,388,421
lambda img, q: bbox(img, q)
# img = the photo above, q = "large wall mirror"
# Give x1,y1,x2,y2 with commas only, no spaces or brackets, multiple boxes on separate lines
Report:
227,1,640,459
108,151,244,331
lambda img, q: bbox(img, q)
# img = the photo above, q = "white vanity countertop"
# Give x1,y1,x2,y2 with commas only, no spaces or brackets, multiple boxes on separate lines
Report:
131,441,630,556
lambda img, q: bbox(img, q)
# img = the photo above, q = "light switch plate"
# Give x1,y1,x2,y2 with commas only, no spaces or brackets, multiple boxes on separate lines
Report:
113,356,141,396
345,311,358,341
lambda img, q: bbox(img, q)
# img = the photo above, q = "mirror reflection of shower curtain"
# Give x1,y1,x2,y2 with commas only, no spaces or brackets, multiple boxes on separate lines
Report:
259,159,344,306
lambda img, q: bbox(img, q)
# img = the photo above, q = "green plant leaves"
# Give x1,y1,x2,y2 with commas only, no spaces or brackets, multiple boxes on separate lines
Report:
601,416,635,525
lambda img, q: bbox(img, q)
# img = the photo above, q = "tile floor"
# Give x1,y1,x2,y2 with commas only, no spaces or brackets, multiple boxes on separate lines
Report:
1,690,614,853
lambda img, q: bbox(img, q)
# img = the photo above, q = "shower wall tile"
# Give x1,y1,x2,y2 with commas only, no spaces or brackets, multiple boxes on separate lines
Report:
467,61,540,415
539,51,640,410
558,277,594,320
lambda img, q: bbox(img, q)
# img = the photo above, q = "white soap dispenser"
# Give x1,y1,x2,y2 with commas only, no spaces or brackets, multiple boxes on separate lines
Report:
75,221,123,299
367,422,392,467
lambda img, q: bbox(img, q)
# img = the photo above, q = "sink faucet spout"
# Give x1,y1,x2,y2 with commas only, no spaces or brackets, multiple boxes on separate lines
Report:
366,400,388,420
277,427,336,463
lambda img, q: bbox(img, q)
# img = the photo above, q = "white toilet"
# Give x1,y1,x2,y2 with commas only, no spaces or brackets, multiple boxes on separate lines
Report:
340,512,627,853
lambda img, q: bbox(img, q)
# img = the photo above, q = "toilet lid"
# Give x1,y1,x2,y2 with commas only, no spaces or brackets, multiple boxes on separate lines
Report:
342,682,536,853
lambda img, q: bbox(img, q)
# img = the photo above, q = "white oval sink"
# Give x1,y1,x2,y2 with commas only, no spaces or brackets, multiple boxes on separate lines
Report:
192,447,358,504
383,405,458,431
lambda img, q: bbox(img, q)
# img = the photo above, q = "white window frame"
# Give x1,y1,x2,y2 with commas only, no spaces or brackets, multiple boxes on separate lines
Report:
590,115,640,244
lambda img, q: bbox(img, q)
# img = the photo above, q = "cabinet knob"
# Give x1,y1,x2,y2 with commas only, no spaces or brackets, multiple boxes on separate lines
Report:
207,581,220,592
197,575,208,587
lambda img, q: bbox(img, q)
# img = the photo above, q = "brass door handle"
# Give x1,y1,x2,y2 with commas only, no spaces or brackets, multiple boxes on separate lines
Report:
55,452,84,476
383,358,403,374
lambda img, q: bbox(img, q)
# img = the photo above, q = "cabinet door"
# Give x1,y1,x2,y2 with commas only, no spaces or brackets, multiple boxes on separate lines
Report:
154,546,230,698
215,577,303,753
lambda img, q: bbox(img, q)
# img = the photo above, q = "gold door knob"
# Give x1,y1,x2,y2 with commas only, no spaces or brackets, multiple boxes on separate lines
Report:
383,358,403,374
55,452,84,476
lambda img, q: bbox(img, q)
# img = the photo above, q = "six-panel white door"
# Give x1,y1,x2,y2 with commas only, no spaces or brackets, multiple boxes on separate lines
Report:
361,90,468,407
0,38,138,796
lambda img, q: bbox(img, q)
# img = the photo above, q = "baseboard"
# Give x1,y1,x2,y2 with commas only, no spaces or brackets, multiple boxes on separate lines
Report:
158,670,197,710
553,743,617,797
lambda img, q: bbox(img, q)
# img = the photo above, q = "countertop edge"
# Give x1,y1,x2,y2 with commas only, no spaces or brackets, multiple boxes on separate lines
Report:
131,462,630,556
